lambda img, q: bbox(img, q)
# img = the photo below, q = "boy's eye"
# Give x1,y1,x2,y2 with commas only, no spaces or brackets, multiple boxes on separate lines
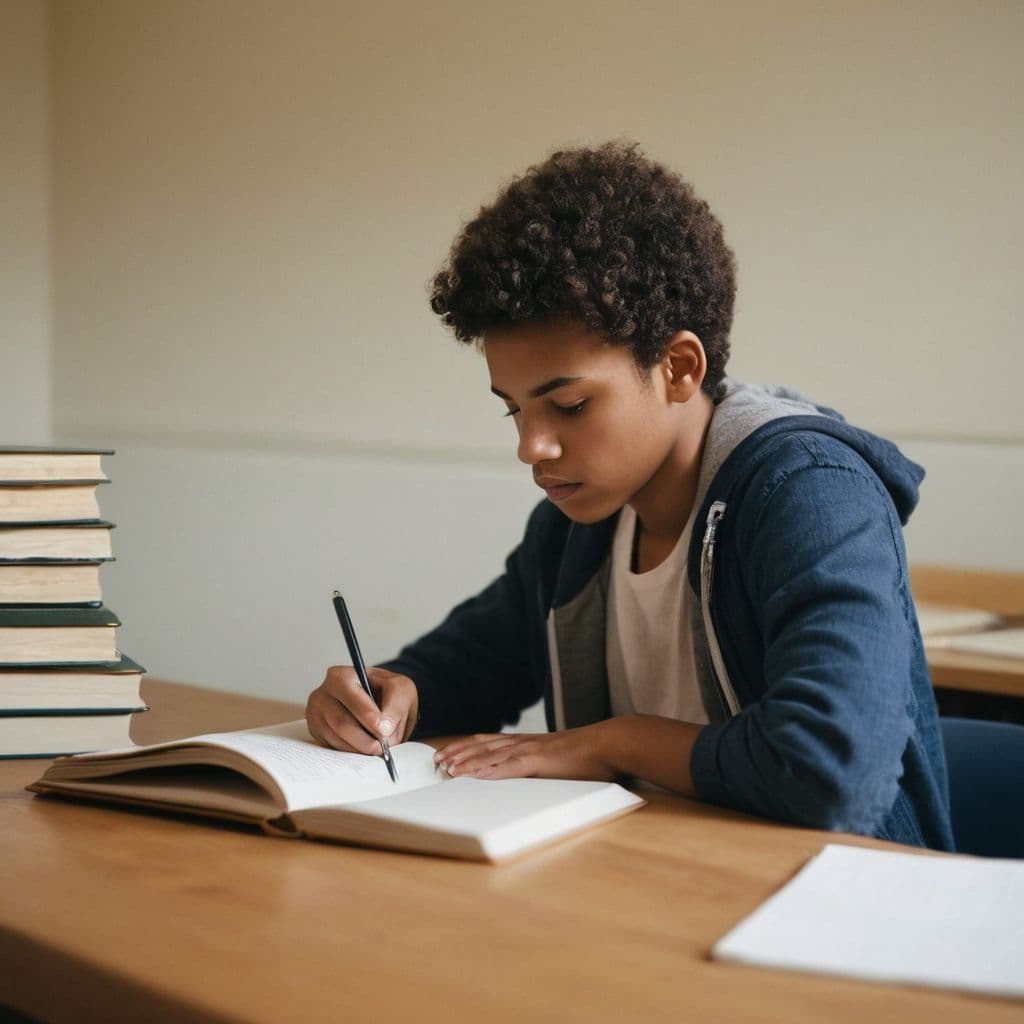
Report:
501,401,585,418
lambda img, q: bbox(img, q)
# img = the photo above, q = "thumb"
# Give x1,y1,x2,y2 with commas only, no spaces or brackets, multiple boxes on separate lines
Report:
374,676,416,741
377,709,398,739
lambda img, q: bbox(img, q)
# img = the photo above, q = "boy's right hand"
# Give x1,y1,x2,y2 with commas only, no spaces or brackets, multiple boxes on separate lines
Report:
305,665,419,755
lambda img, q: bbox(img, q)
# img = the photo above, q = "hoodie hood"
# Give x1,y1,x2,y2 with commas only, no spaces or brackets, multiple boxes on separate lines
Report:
695,379,924,526
682,378,926,726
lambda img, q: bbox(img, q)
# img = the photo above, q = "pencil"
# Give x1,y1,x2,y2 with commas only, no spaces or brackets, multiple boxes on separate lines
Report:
331,590,398,783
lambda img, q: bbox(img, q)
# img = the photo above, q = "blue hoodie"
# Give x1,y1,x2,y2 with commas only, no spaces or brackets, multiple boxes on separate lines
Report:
382,381,955,851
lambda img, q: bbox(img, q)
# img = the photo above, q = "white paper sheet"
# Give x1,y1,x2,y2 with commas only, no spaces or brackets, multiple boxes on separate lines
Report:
712,843,1024,999
938,627,1024,661
915,602,1002,638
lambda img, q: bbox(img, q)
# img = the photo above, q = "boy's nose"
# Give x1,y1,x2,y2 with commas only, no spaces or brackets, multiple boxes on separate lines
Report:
517,421,561,465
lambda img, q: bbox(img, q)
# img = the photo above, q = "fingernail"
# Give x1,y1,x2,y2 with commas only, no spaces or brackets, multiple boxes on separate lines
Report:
379,717,395,736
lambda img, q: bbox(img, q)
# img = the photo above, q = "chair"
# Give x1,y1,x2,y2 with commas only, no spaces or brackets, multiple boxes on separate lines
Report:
940,717,1024,858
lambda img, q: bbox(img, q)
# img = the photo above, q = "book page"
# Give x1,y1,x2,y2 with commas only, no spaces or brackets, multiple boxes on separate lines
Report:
55,719,443,812
197,721,442,810
712,843,1024,998
295,777,645,861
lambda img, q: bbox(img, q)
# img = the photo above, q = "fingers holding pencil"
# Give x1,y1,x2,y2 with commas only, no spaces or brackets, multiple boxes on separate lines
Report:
306,664,418,755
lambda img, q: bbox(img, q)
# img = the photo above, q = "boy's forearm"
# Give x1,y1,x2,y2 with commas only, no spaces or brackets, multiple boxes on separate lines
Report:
597,714,703,799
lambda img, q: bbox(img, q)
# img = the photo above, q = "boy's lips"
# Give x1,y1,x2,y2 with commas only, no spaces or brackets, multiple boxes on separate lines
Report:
535,476,583,502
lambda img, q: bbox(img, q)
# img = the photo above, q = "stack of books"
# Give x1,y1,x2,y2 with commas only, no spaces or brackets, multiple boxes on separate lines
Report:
0,446,146,758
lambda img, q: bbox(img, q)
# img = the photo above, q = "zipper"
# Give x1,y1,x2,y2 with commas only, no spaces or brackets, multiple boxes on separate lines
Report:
700,500,741,718
545,612,567,732
545,523,575,733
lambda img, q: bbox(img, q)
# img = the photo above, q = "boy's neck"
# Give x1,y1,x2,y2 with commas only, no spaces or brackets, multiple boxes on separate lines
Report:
630,389,716,548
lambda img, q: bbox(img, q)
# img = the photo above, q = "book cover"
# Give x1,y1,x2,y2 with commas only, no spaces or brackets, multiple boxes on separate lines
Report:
0,606,121,628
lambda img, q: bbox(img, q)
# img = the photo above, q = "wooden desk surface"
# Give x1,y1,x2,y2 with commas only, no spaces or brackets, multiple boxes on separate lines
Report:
925,645,1024,699
1,679,1019,1024
912,565,1024,700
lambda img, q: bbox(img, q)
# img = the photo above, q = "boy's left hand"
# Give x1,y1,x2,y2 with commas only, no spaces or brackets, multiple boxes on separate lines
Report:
433,723,616,782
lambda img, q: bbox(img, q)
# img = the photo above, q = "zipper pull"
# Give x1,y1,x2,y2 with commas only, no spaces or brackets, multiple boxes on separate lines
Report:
702,500,727,551
699,498,739,719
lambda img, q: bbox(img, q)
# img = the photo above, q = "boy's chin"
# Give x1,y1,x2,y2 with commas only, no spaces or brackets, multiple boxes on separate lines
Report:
556,499,622,525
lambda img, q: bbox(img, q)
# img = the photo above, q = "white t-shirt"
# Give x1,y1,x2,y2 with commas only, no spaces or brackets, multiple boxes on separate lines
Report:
606,503,709,724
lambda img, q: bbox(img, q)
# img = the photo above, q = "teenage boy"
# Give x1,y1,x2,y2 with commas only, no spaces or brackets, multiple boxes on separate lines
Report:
306,142,954,850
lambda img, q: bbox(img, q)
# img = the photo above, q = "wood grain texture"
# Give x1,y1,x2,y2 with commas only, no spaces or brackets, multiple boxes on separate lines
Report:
911,565,1024,618
926,647,1024,698
1,680,1019,1023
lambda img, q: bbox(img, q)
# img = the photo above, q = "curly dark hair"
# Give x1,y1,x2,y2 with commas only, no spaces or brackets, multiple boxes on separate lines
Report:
429,141,737,395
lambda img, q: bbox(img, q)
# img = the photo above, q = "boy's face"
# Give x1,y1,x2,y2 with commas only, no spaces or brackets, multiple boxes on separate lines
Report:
484,321,701,525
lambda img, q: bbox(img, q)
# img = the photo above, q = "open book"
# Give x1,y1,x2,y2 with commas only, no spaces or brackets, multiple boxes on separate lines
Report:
28,720,645,863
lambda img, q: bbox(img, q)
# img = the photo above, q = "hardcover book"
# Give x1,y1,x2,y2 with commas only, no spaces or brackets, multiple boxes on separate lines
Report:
0,446,112,483
0,483,106,524
0,522,115,561
0,561,107,605
29,720,645,863
0,653,145,713
2,712,135,759
0,605,120,665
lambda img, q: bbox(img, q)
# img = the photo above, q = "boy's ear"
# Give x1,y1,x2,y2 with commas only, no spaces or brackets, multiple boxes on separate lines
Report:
661,331,707,402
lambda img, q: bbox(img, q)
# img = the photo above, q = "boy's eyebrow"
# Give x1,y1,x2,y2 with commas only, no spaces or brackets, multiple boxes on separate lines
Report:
490,376,587,401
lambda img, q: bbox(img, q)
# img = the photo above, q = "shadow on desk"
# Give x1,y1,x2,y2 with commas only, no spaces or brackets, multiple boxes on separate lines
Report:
0,1004,43,1023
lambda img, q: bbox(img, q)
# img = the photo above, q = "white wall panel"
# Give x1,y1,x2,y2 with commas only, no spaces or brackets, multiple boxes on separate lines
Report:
51,1,1024,451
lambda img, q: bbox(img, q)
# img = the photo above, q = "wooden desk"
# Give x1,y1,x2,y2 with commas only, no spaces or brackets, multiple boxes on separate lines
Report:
1,680,1019,1024
911,565,1024,701
926,646,1024,700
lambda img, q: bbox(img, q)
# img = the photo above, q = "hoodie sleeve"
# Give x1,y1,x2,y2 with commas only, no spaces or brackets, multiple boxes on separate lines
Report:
690,448,917,835
378,501,563,737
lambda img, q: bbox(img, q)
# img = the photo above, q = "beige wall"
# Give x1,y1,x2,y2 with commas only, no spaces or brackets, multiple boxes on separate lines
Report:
2,0,51,442
29,1,1024,698
51,0,1024,449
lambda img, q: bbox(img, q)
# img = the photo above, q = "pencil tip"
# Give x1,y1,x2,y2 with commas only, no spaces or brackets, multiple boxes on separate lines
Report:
332,590,341,598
